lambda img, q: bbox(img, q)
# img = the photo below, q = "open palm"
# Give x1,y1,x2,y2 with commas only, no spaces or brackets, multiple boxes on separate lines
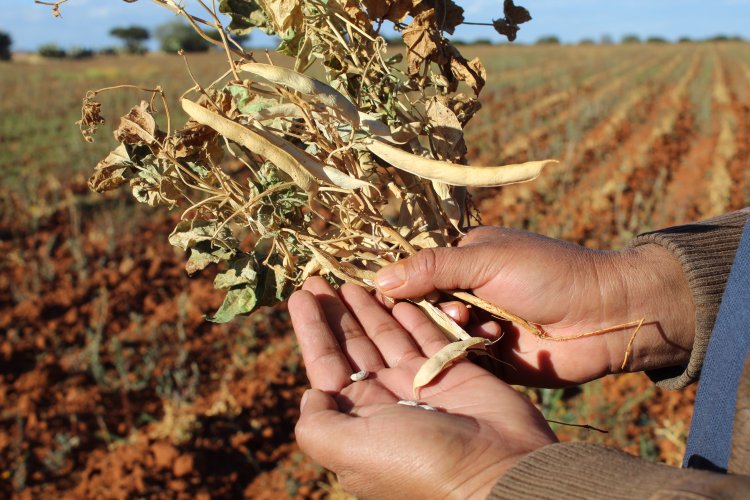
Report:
290,277,556,499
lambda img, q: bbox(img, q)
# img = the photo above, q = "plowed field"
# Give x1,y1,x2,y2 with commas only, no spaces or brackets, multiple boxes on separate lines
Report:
2,42,749,498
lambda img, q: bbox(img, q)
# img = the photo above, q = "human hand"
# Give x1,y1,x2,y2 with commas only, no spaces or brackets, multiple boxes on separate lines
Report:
374,226,696,386
290,277,556,499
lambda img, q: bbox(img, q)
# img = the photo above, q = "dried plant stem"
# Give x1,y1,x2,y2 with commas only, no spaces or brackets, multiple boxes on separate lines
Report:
545,420,609,434
449,290,543,337
620,318,645,370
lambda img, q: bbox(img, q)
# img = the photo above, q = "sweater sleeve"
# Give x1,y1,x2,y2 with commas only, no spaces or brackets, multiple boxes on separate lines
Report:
488,442,750,500
628,209,749,389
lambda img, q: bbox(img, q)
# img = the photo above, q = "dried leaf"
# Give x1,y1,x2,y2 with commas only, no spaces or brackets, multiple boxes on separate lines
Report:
449,55,487,95
129,155,180,207
492,1,532,42
185,242,234,274
168,219,239,252
402,9,447,76
414,0,465,34
504,0,532,25
492,19,520,42
425,97,463,160
88,144,134,193
114,101,158,145
362,0,415,22
77,96,105,142
258,0,302,32
408,231,447,249
219,0,274,36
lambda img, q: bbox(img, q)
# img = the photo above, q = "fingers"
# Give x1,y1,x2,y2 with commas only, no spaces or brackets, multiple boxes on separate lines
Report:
295,389,356,470
471,320,503,339
288,290,353,392
339,284,421,367
374,246,497,299
438,301,470,325
302,277,385,372
392,302,449,357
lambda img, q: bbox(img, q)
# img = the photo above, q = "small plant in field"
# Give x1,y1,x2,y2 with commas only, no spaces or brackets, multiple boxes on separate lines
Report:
42,433,81,474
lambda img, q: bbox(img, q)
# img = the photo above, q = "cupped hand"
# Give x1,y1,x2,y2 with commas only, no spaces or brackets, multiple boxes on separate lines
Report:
374,226,695,386
290,277,556,499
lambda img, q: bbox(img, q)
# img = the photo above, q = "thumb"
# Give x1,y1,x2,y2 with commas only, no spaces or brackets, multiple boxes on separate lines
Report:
295,389,357,469
375,247,495,298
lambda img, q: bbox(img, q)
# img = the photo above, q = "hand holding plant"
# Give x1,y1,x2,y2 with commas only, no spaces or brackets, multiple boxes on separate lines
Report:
290,277,556,499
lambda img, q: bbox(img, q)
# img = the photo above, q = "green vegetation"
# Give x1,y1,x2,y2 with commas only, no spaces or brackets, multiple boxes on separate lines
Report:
0,31,11,61
38,43,66,58
109,25,150,54
535,35,561,45
156,20,211,53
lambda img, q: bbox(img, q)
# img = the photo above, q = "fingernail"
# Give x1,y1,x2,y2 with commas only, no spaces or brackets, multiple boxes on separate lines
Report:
443,304,461,321
300,389,311,411
376,263,407,291
480,321,502,337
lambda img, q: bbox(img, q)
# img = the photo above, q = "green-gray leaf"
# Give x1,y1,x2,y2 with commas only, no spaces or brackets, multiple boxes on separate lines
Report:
168,219,238,251
207,285,257,323
185,241,235,274
214,255,257,289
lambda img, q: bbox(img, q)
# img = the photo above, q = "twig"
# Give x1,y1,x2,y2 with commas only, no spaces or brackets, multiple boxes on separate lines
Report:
546,419,609,434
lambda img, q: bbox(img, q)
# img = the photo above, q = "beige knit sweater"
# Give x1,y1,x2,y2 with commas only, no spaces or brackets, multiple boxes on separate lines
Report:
489,209,750,499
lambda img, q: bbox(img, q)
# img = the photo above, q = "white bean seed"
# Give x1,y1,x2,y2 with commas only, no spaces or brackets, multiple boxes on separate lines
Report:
350,370,370,382
397,400,419,406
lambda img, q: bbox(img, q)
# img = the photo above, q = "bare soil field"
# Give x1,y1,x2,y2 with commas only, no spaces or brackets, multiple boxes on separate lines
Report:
2,43,749,497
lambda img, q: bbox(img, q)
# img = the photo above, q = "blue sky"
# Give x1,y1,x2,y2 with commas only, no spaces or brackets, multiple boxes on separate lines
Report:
2,0,749,51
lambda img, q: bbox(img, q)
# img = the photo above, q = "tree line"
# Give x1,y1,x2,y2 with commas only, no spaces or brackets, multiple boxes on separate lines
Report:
0,26,746,62
0,21,249,61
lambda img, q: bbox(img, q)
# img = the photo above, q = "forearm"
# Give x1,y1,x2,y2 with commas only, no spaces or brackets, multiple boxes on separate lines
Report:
488,442,750,499
628,208,749,388
601,243,695,375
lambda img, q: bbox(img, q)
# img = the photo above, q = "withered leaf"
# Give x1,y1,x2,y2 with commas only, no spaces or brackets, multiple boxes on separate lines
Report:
258,0,302,32
219,0,273,35
504,0,531,25
402,9,447,76
492,19,520,42
170,120,221,160
363,0,416,22
449,54,486,95
88,144,134,193
129,155,180,207
115,101,158,145
77,97,104,142
186,242,234,275
448,93,482,126
426,97,463,160
169,219,239,252
415,0,464,34
493,1,532,42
